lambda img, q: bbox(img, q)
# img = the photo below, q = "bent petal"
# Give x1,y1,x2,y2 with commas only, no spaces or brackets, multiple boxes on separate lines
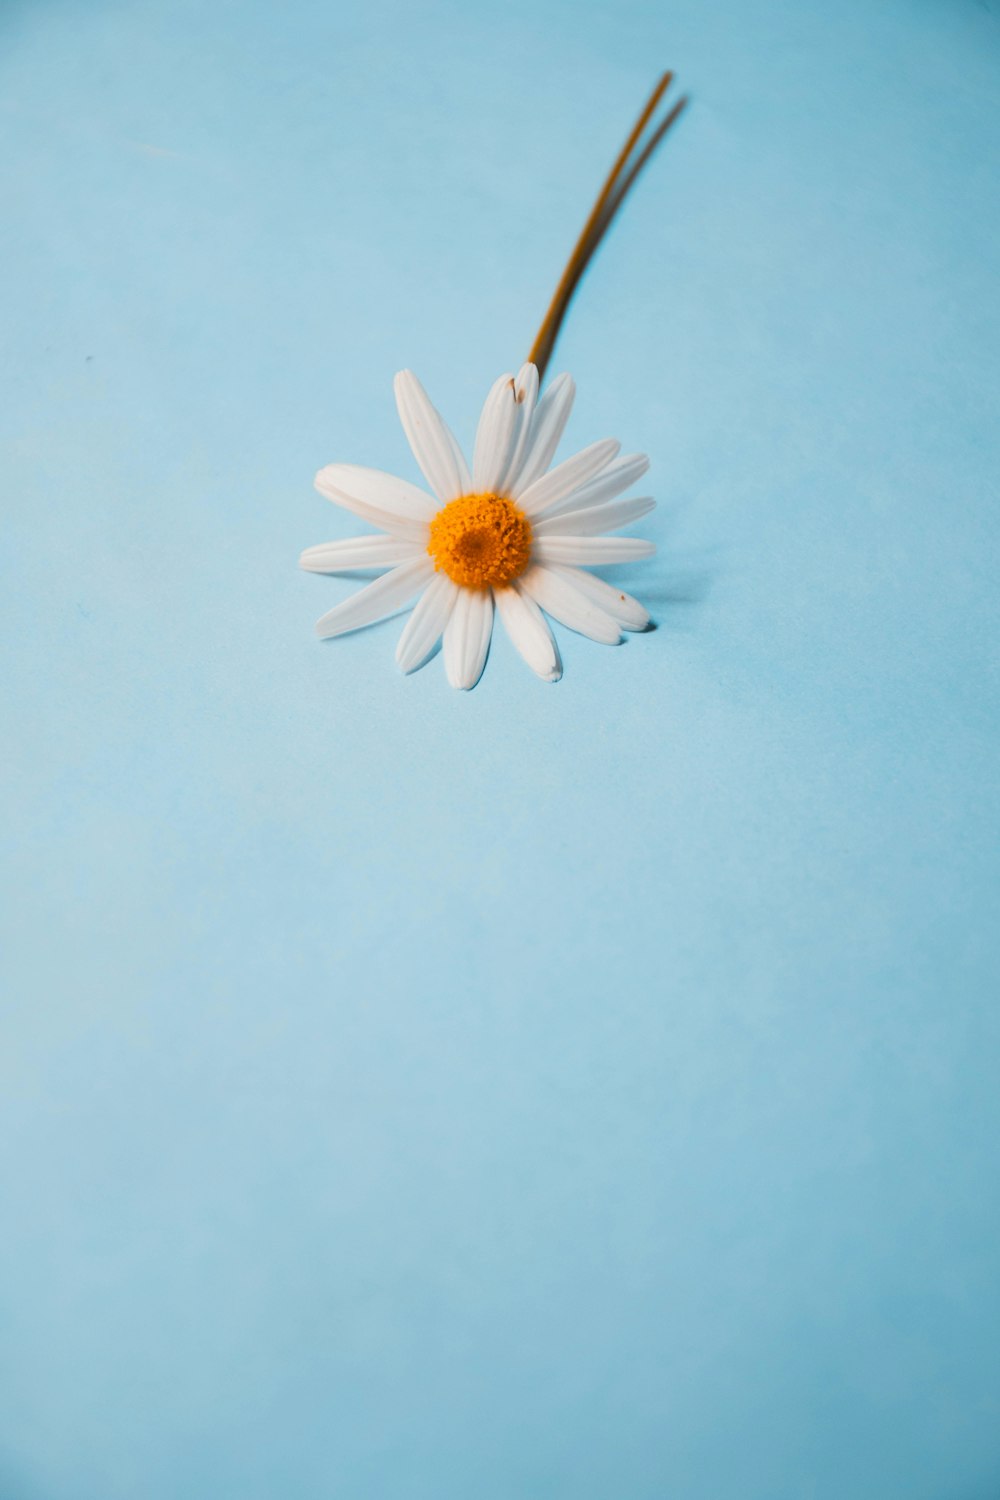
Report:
495,363,540,496
472,373,519,494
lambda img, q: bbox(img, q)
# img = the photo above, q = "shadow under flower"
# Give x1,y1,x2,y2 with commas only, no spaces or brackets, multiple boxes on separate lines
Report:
594,548,717,634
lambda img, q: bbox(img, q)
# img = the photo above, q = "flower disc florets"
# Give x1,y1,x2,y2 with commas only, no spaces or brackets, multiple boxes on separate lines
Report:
427,493,533,589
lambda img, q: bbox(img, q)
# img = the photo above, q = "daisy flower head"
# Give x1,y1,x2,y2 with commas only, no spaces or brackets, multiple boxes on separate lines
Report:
300,70,688,689
300,365,656,689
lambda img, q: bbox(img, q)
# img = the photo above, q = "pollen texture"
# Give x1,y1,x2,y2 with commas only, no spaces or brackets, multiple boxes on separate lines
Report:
427,493,533,589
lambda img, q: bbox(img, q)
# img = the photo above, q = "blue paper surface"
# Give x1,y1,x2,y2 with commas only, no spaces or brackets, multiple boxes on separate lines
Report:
2,0,999,1495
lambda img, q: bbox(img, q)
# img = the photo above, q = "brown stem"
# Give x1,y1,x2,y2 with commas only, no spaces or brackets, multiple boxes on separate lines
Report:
527,75,688,384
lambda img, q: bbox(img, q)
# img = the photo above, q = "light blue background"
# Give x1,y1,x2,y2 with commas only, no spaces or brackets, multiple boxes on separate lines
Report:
2,0,999,1495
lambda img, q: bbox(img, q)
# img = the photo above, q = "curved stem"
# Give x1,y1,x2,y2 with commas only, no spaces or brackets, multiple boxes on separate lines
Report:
527,75,688,384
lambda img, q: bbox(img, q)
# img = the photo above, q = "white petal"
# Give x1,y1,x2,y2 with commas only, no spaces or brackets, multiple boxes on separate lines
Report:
394,370,471,502
314,464,437,521
300,535,424,572
518,564,621,645
535,452,650,520
517,438,621,518
495,363,540,495
472,373,519,493
546,564,649,631
509,372,575,494
533,536,655,565
534,495,656,537
315,464,434,541
314,556,433,639
443,588,494,690
494,583,561,682
395,572,460,672
442,424,473,497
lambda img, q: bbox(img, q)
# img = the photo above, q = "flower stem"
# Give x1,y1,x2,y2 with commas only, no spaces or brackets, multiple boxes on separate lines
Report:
527,72,688,384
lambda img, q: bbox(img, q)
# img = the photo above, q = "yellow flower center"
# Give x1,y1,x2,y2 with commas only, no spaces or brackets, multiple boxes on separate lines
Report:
427,493,533,590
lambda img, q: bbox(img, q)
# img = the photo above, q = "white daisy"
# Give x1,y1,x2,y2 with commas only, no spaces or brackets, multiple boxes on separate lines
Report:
300,364,655,689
